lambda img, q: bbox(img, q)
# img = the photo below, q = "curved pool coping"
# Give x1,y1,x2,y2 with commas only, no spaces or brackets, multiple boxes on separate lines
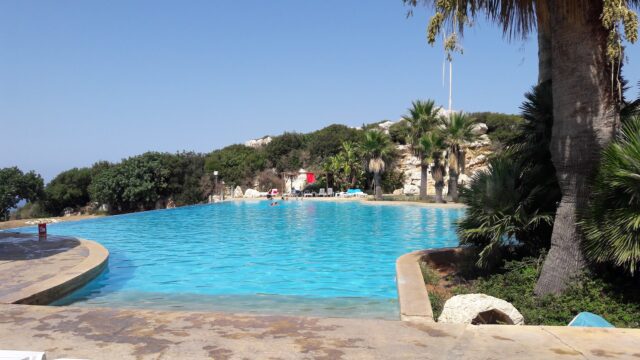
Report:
0,238,109,305
396,247,467,323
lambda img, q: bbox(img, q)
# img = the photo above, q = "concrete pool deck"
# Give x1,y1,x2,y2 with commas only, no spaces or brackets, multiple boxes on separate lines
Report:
1,304,640,359
1,233,639,359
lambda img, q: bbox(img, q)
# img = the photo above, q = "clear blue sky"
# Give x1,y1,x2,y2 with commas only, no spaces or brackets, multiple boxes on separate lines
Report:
2,1,639,181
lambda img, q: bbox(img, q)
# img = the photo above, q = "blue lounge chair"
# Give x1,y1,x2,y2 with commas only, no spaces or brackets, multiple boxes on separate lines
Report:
568,312,614,328
345,189,366,197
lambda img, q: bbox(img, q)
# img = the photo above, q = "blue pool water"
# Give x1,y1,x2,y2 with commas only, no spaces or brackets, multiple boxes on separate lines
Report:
14,201,464,319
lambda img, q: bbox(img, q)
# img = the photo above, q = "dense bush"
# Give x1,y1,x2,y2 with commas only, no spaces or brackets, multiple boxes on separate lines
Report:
0,167,45,220
388,120,411,145
453,257,640,327
469,111,523,146
458,82,560,267
264,132,307,172
306,124,363,164
204,145,266,188
162,152,207,206
458,154,556,267
14,201,49,220
44,167,93,215
89,152,173,212
581,116,640,274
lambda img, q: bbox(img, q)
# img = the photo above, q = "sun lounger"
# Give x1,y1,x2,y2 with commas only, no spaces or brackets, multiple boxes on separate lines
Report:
318,189,326,197
345,189,366,197
327,188,334,197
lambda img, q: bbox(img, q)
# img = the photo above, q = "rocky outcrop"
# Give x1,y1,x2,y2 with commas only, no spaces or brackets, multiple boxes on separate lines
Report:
233,186,243,198
471,123,488,136
438,294,525,325
378,120,396,134
244,189,261,198
245,136,272,148
395,126,492,196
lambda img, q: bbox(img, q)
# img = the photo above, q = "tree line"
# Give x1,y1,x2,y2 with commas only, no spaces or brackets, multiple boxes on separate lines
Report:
1,112,517,219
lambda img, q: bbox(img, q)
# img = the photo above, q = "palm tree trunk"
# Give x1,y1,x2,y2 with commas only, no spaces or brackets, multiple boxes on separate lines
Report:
419,164,428,200
536,1,552,84
448,171,458,202
535,1,619,295
458,149,466,175
374,172,383,200
448,147,459,202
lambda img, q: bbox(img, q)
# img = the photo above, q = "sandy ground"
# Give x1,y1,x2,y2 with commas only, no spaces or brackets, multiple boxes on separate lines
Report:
0,214,103,231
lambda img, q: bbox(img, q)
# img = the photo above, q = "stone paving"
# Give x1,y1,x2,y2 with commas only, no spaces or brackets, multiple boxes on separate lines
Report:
0,304,639,359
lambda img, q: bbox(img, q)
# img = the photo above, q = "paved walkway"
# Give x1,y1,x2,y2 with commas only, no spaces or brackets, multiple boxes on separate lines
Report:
0,304,639,359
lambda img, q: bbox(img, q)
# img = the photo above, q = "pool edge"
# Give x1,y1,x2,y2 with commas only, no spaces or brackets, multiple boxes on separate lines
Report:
2,238,109,305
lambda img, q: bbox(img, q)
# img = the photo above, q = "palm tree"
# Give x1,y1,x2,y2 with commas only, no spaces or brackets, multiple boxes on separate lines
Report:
323,154,345,191
403,0,639,296
419,131,446,203
403,100,441,200
581,116,640,274
360,130,394,200
458,154,555,268
439,112,475,202
340,141,361,188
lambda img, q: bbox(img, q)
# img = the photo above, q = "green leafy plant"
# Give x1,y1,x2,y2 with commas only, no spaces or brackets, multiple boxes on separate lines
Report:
581,116,640,274
457,82,560,267
454,257,640,328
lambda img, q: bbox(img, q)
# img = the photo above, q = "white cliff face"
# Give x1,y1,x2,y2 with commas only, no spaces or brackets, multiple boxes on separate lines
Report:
377,120,396,134
244,136,272,148
395,123,492,196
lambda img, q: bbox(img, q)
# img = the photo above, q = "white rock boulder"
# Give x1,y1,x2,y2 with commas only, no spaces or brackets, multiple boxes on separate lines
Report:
378,120,395,133
393,188,404,195
244,188,261,198
471,123,489,136
233,186,243,198
438,294,524,325
403,184,420,195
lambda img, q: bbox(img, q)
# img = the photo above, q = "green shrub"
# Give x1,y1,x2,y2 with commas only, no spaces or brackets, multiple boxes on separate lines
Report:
458,82,560,267
205,145,266,188
469,111,523,146
388,120,411,144
14,202,50,220
454,257,640,327
581,116,640,274
44,167,92,216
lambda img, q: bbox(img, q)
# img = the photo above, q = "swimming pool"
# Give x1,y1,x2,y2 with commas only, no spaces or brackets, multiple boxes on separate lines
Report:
16,201,464,319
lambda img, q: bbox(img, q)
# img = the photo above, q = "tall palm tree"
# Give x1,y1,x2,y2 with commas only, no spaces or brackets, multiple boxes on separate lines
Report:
403,0,639,296
419,131,447,203
340,141,361,188
439,112,475,202
403,100,441,200
360,130,394,200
